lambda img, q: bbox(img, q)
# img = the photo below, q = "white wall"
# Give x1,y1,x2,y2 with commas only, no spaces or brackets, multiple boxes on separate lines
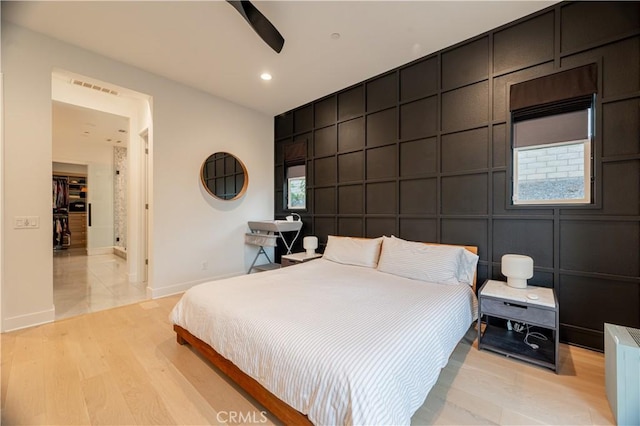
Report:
1,23,273,330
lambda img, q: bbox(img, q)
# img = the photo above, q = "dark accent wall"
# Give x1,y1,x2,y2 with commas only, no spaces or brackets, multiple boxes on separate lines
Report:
273,1,640,350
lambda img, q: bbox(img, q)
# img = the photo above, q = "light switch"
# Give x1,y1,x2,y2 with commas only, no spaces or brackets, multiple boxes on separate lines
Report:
14,216,39,229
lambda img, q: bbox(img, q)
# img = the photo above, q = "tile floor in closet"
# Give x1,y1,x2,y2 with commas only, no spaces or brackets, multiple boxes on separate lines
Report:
53,249,147,320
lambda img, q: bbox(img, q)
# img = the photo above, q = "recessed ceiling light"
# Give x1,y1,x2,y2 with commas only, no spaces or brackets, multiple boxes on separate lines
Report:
331,32,341,40
260,73,272,81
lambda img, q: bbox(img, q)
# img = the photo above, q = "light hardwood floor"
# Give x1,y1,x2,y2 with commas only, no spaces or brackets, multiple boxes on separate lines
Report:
1,295,614,425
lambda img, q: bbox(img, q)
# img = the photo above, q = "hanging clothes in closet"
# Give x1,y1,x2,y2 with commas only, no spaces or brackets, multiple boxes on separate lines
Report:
53,215,70,249
52,177,69,212
52,176,70,249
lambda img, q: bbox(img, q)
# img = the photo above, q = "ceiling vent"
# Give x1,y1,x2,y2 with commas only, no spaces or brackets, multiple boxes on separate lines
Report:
71,79,119,96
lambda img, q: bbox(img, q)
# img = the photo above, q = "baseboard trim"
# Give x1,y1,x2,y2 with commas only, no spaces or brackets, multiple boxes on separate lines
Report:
113,246,127,260
148,271,244,299
3,306,55,332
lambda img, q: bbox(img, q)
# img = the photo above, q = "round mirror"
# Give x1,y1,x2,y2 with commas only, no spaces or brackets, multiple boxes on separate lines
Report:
201,152,248,200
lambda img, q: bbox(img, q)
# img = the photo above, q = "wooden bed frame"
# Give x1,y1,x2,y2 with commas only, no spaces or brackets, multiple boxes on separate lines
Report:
174,243,478,425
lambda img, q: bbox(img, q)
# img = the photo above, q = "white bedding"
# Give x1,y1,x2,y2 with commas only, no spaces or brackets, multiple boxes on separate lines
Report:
170,259,477,425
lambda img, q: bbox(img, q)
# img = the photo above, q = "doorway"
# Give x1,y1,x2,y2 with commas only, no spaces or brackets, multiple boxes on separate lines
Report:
51,71,152,320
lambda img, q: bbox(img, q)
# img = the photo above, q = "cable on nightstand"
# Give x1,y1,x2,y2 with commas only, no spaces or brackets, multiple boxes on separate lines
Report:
524,324,548,350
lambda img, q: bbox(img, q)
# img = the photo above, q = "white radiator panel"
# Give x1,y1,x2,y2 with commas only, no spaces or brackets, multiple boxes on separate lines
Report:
605,323,640,426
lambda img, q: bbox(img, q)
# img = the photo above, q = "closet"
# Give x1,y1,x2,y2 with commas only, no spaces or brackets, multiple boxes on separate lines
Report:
52,173,88,250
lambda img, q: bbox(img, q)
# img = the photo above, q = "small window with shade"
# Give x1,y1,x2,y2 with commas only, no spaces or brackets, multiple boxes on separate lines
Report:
286,165,306,210
283,139,307,210
509,64,597,206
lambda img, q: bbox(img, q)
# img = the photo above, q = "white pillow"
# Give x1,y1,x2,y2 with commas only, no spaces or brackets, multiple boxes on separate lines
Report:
457,249,479,286
377,236,478,285
322,235,383,268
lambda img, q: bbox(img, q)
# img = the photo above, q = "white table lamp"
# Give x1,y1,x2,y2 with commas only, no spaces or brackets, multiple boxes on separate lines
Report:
303,236,318,256
501,254,534,289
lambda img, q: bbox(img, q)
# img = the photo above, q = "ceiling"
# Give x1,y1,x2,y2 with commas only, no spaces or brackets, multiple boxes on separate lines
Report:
4,1,556,117
53,101,130,148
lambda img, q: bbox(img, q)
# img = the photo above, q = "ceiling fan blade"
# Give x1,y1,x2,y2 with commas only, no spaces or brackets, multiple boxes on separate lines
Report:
227,1,285,53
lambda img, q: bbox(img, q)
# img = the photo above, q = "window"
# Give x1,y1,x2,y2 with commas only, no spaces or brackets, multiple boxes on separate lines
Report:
509,64,598,206
286,165,306,210
512,104,593,205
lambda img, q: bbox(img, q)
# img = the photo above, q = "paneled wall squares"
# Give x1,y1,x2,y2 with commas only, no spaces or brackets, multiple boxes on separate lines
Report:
315,187,336,214
367,145,396,179
294,105,313,134
275,190,284,215
275,113,293,139
366,108,397,147
338,118,365,152
338,217,364,237
338,152,364,183
366,218,396,238
400,138,437,176
338,185,363,214
306,161,314,187
560,1,640,54
442,219,488,258
314,157,336,186
564,160,640,216
560,220,639,277
314,217,336,243
492,124,506,168
315,96,337,128
442,37,489,90
366,182,396,214
560,275,640,332
602,98,640,157
441,127,488,173
275,165,283,189
367,73,397,112
599,161,640,216
275,3,640,350
399,218,437,243
400,96,438,141
399,179,436,215
314,125,337,157
400,56,438,102
338,85,364,121
275,141,284,164
493,12,554,74
493,219,554,268
441,174,488,215
441,82,488,132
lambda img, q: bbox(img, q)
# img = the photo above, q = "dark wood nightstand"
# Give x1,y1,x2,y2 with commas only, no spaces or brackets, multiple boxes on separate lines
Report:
478,279,559,372
280,252,322,267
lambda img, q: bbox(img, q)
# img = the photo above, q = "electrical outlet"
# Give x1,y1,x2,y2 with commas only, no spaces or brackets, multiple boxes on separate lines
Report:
202,261,208,270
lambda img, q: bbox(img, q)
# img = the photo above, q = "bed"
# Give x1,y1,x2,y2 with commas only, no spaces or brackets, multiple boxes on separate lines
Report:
171,236,479,425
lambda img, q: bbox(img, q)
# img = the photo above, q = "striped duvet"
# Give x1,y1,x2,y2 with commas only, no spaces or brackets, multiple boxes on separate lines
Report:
170,258,476,425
